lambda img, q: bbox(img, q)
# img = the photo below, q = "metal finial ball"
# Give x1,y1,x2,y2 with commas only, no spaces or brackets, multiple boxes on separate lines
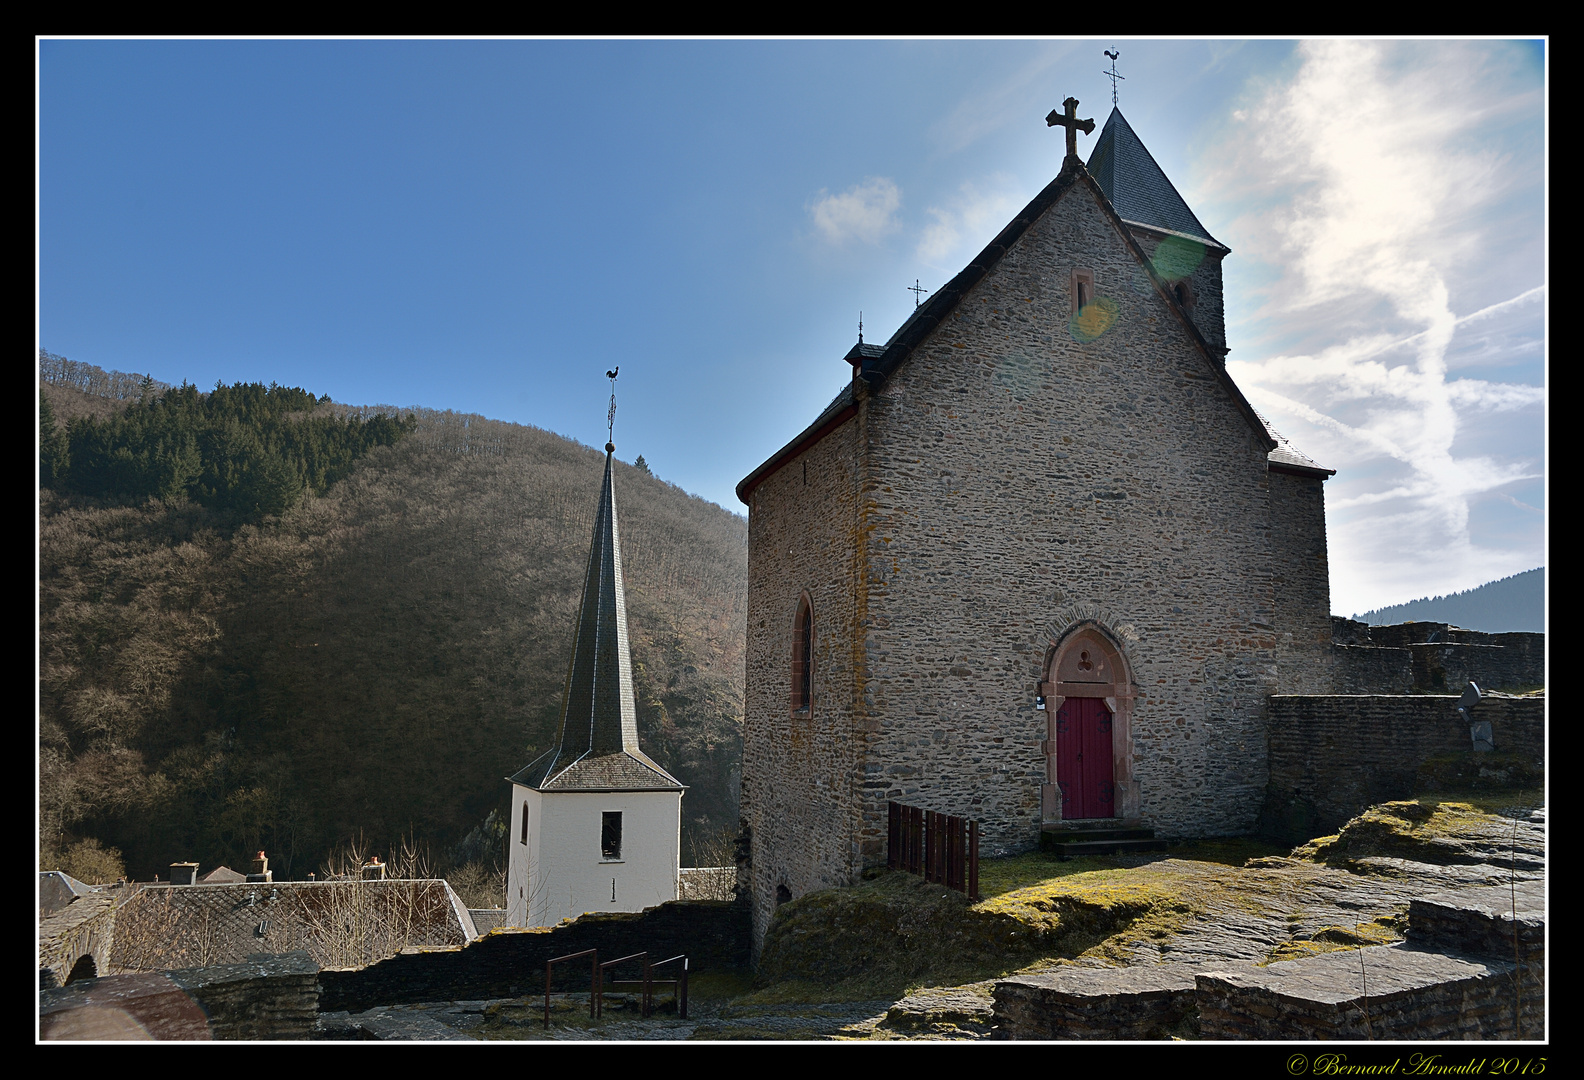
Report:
606,442,615,454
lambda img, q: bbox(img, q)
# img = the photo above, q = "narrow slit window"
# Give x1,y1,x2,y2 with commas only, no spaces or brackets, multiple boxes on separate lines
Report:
520,802,529,845
1071,269,1095,315
791,595,813,712
601,811,623,860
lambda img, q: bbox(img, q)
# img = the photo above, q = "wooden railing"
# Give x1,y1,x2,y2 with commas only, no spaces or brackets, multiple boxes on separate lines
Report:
886,801,980,900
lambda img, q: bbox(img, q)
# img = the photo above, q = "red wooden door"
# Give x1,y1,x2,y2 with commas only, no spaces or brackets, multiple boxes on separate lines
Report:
1055,697,1115,819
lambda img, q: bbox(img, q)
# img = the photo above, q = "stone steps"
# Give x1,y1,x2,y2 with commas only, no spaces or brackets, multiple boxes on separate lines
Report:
1039,826,1167,857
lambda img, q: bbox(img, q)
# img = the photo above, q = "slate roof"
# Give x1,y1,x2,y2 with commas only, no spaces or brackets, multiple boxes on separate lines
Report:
843,341,887,366
1258,412,1335,477
104,880,474,973
510,450,683,793
1086,108,1225,251
39,870,98,918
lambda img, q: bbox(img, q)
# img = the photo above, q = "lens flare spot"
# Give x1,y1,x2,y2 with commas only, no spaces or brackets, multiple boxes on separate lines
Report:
1069,296,1120,343
1151,236,1207,281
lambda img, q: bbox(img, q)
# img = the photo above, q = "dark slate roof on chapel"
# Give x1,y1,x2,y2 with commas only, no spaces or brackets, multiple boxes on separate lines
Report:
509,450,683,793
1086,108,1226,251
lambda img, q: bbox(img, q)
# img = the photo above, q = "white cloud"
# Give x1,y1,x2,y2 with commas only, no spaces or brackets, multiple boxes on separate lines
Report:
1208,41,1545,614
809,178,900,246
915,176,1021,269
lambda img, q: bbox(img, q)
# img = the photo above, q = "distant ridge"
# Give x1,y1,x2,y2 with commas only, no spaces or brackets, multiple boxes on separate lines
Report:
1353,568,1545,633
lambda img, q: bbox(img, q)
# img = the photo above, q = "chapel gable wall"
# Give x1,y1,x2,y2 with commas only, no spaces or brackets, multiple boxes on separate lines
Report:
856,179,1277,854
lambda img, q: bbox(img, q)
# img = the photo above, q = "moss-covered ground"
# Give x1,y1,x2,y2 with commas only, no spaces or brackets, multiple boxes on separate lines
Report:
750,794,1541,1004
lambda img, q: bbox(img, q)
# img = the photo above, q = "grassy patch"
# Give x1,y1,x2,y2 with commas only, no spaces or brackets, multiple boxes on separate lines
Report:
755,860,1211,999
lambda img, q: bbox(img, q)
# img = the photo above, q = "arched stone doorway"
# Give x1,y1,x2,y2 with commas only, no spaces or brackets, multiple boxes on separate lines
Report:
1040,626,1138,824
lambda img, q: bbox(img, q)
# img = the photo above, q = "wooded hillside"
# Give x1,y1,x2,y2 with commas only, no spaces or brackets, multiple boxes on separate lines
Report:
39,365,747,883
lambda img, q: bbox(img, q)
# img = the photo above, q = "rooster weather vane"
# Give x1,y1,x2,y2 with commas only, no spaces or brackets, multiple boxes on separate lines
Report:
1103,49,1125,106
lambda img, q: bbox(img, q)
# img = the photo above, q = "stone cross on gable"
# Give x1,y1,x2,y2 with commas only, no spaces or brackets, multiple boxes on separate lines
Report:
1046,96,1095,159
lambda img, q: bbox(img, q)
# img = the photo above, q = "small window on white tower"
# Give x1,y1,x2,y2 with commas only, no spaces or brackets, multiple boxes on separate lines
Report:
601,811,623,860
520,802,529,845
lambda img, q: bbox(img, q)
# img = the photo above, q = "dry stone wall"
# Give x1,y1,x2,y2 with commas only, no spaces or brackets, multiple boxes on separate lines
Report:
320,898,749,1012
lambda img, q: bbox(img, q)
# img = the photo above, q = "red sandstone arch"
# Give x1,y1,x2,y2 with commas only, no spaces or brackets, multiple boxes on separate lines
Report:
1040,626,1137,823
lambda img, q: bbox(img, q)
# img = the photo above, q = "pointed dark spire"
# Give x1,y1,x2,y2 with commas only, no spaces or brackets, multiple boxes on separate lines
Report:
1086,108,1225,250
510,449,682,792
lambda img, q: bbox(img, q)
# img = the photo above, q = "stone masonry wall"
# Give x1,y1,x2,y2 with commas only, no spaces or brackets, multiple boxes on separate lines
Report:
1328,620,1545,694
1128,230,1227,357
857,175,1278,853
741,405,868,955
1269,470,1334,694
1259,694,1545,841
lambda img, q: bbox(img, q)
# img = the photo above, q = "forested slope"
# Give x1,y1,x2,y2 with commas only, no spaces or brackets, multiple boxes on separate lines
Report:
39,370,747,883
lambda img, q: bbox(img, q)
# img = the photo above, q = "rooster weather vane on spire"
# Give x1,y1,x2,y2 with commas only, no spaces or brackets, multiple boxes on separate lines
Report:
606,367,618,451
1103,49,1125,107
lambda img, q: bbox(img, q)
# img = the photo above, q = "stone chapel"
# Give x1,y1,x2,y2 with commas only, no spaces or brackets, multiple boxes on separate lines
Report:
735,103,1336,950
506,442,685,929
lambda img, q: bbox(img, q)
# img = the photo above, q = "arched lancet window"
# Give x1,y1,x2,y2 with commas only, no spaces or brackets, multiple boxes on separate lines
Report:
520,802,529,845
791,595,813,713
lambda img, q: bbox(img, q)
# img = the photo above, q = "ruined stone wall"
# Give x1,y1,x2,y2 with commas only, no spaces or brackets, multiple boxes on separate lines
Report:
1269,470,1334,694
1259,694,1545,841
857,178,1277,853
741,405,868,954
320,899,750,1012
1328,621,1544,695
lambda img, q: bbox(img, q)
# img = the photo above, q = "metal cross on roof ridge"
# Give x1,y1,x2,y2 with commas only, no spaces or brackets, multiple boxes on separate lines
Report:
1046,96,1095,159
1103,50,1125,107
908,279,929,309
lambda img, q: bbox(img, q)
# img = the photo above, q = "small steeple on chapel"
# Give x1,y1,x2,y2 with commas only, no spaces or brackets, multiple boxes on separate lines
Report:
505,380,683,929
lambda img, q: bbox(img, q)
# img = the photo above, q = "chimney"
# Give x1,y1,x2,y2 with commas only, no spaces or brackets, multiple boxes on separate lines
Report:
170,862,199,886
247,850,273,883
361,856,386,881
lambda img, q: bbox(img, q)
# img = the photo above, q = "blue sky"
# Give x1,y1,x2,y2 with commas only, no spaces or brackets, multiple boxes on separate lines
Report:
37,39,1546,616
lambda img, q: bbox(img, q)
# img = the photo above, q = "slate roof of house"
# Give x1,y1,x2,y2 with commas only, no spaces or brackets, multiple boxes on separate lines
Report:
510,449,683,793
738,120,1288,504
39,870,97,918
104,880,475,973
199,865,246,885
1087,107,1226,251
